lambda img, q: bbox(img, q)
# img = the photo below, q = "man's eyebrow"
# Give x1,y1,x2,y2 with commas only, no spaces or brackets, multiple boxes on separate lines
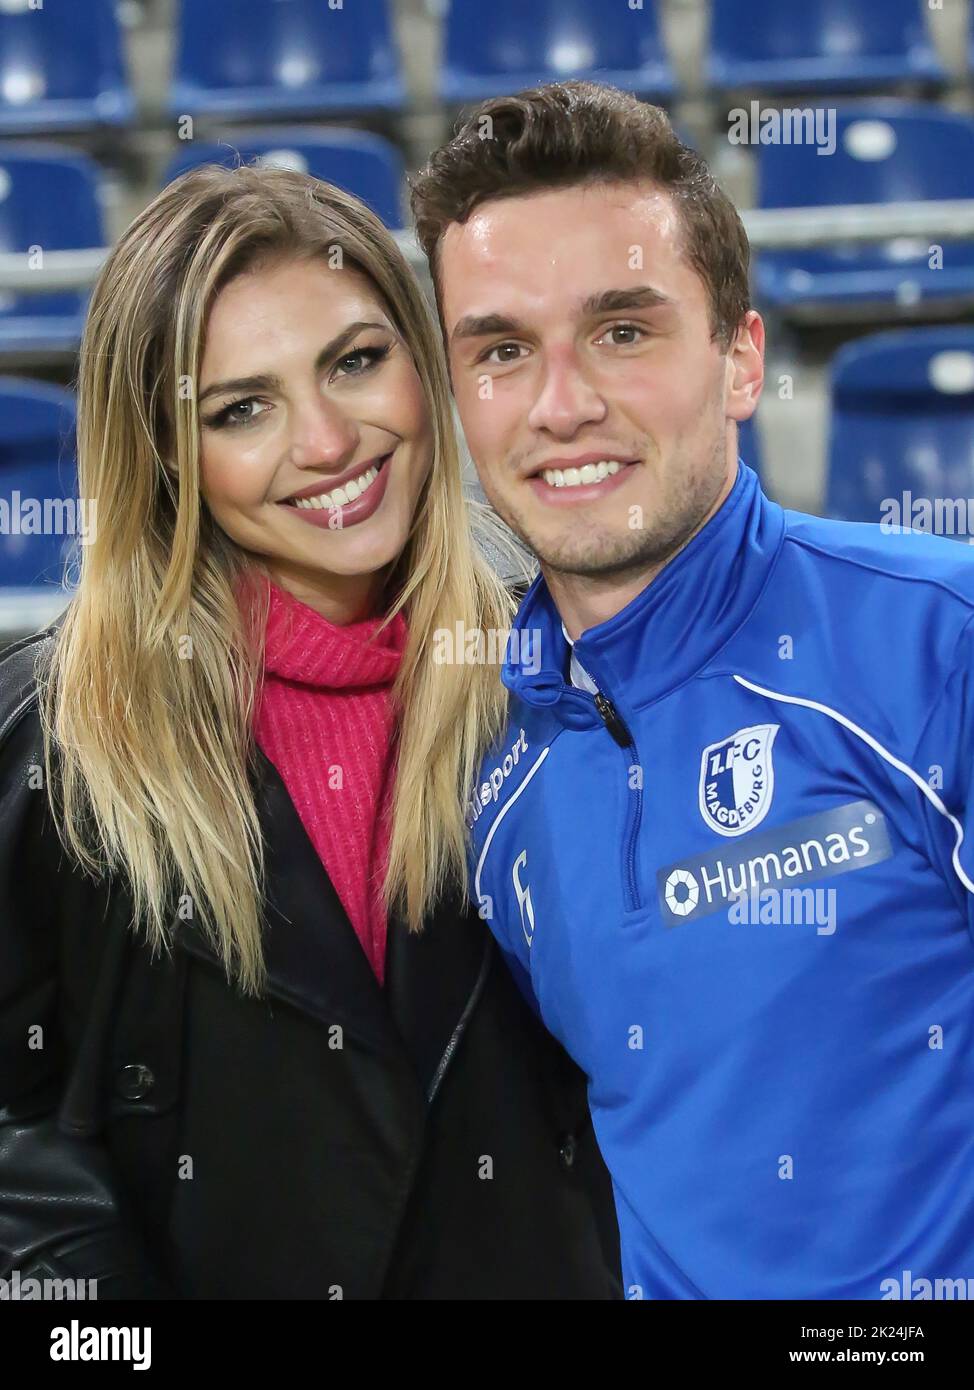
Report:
198,319,389,405
581,286,674,316
450,312,524,344
449,289,674,346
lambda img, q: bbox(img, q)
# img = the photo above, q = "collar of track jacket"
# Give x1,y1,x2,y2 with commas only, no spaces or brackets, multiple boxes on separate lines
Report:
503,461,786,721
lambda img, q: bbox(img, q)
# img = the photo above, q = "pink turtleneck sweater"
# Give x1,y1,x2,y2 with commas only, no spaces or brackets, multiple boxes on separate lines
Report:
251,576,408,985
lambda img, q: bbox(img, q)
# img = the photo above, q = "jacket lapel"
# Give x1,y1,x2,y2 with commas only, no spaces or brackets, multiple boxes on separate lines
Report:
176,741,492,1099
176,743,401,1058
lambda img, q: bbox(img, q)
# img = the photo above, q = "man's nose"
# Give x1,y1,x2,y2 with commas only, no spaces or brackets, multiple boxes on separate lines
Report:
527,351,608,438
288,395,360,469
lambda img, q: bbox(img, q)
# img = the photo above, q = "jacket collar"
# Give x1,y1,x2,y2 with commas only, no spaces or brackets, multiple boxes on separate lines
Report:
177,741,489,1100
503,462,785,726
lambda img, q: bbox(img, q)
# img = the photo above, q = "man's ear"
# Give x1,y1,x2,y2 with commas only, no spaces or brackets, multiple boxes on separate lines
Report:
725,309,765,423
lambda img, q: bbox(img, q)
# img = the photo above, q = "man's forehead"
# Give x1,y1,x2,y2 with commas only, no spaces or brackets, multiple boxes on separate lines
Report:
443,181,681,266
439,181,689,329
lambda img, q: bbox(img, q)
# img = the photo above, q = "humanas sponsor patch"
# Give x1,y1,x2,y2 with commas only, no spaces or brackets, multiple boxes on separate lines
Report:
658,799,892,926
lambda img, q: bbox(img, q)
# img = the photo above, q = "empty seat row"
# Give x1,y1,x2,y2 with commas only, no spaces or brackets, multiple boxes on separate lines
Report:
0,0,969,134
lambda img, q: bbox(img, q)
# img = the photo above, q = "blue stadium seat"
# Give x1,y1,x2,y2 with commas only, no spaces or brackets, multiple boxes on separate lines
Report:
826,328,974,539
0,145,105,355
170,0,404,120
755,104,974,314
0,377,78,588
0,0,133,134
440,0,675,105
163,127,405,228
708,0,944,94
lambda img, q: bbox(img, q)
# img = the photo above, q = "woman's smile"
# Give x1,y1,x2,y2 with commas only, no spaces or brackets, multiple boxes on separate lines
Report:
276,449,394,528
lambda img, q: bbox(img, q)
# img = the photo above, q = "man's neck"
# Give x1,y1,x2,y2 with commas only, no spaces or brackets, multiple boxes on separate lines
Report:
546,562,666,643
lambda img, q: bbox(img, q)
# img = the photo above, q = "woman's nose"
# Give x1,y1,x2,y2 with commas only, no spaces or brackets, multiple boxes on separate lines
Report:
288,396,360,468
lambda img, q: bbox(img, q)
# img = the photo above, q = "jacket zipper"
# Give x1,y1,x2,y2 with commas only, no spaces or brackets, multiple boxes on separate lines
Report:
592,688,644,912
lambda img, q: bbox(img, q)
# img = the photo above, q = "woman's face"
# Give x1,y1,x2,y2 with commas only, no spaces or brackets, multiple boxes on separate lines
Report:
198,255,433,619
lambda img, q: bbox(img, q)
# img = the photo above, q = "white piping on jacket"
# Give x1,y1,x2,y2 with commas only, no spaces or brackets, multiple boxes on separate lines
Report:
474,747,550,905
733,673,974,896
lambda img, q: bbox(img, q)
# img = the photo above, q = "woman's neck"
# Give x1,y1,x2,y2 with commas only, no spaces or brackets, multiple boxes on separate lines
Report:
264,561,389,625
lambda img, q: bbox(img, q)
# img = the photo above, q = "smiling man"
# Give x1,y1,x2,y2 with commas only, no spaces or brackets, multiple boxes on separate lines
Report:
411,82,974,1300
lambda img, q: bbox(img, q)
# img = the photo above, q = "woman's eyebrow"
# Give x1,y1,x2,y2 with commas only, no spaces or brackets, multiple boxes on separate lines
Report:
198,319,390,405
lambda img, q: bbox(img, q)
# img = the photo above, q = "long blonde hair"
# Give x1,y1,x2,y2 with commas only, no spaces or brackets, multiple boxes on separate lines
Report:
37,164,517,995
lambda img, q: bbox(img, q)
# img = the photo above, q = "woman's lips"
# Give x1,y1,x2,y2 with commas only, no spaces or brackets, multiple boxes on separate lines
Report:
278,452,393,529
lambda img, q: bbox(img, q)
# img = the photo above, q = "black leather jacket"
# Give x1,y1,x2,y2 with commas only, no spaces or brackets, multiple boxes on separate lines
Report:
0,624,620,1299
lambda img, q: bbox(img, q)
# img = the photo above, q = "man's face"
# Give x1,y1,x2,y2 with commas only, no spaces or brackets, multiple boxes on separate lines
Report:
440,180,762,579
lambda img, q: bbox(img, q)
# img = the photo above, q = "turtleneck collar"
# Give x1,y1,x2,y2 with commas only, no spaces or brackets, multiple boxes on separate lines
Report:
257,574,407,690
503,462,786,728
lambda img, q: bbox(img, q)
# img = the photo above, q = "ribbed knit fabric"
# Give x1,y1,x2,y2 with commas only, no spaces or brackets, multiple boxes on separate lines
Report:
251,575,407,985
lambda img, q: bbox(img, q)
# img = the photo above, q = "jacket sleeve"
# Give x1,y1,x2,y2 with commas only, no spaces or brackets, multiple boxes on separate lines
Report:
0,643,173,1298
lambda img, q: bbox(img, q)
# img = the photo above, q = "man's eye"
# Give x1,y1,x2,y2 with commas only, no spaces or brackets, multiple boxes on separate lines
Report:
600,324,645,347
485,343,525,365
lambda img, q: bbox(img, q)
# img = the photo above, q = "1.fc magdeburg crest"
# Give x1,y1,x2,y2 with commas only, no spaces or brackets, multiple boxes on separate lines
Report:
699,723,779,838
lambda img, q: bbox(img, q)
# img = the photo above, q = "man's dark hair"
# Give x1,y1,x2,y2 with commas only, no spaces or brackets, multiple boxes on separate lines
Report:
410,81,751,350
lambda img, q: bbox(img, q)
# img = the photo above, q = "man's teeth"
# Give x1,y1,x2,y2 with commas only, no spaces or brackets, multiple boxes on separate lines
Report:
289,464,380,509
540,460,624,488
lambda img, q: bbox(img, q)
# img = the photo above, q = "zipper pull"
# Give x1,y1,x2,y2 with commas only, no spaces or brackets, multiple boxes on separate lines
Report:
594,691,633,748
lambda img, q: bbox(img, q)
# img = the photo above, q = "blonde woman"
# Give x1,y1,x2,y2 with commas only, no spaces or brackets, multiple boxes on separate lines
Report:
0,166,619,1299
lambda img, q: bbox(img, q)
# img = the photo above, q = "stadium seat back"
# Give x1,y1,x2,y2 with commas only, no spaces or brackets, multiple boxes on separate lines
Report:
758,105,974,210
173,0,402,114
709,0,943,91
0,147,102,340
0,0,131,131
441,0,674,100
827,329,974,538
163,127,405,228
0,377,78,586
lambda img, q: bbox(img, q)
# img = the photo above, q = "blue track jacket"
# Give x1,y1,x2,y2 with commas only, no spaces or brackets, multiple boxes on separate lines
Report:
467,461,974,1299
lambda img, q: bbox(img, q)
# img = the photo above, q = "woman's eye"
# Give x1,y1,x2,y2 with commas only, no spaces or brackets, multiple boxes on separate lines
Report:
211,398,270,429
485,343,525,365
332,344,391,379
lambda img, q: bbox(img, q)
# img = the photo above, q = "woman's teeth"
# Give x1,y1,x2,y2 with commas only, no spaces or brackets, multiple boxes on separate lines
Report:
540,460,624,489
288,463,381,509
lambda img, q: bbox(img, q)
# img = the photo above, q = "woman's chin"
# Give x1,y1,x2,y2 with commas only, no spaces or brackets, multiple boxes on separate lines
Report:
286,522,411,581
